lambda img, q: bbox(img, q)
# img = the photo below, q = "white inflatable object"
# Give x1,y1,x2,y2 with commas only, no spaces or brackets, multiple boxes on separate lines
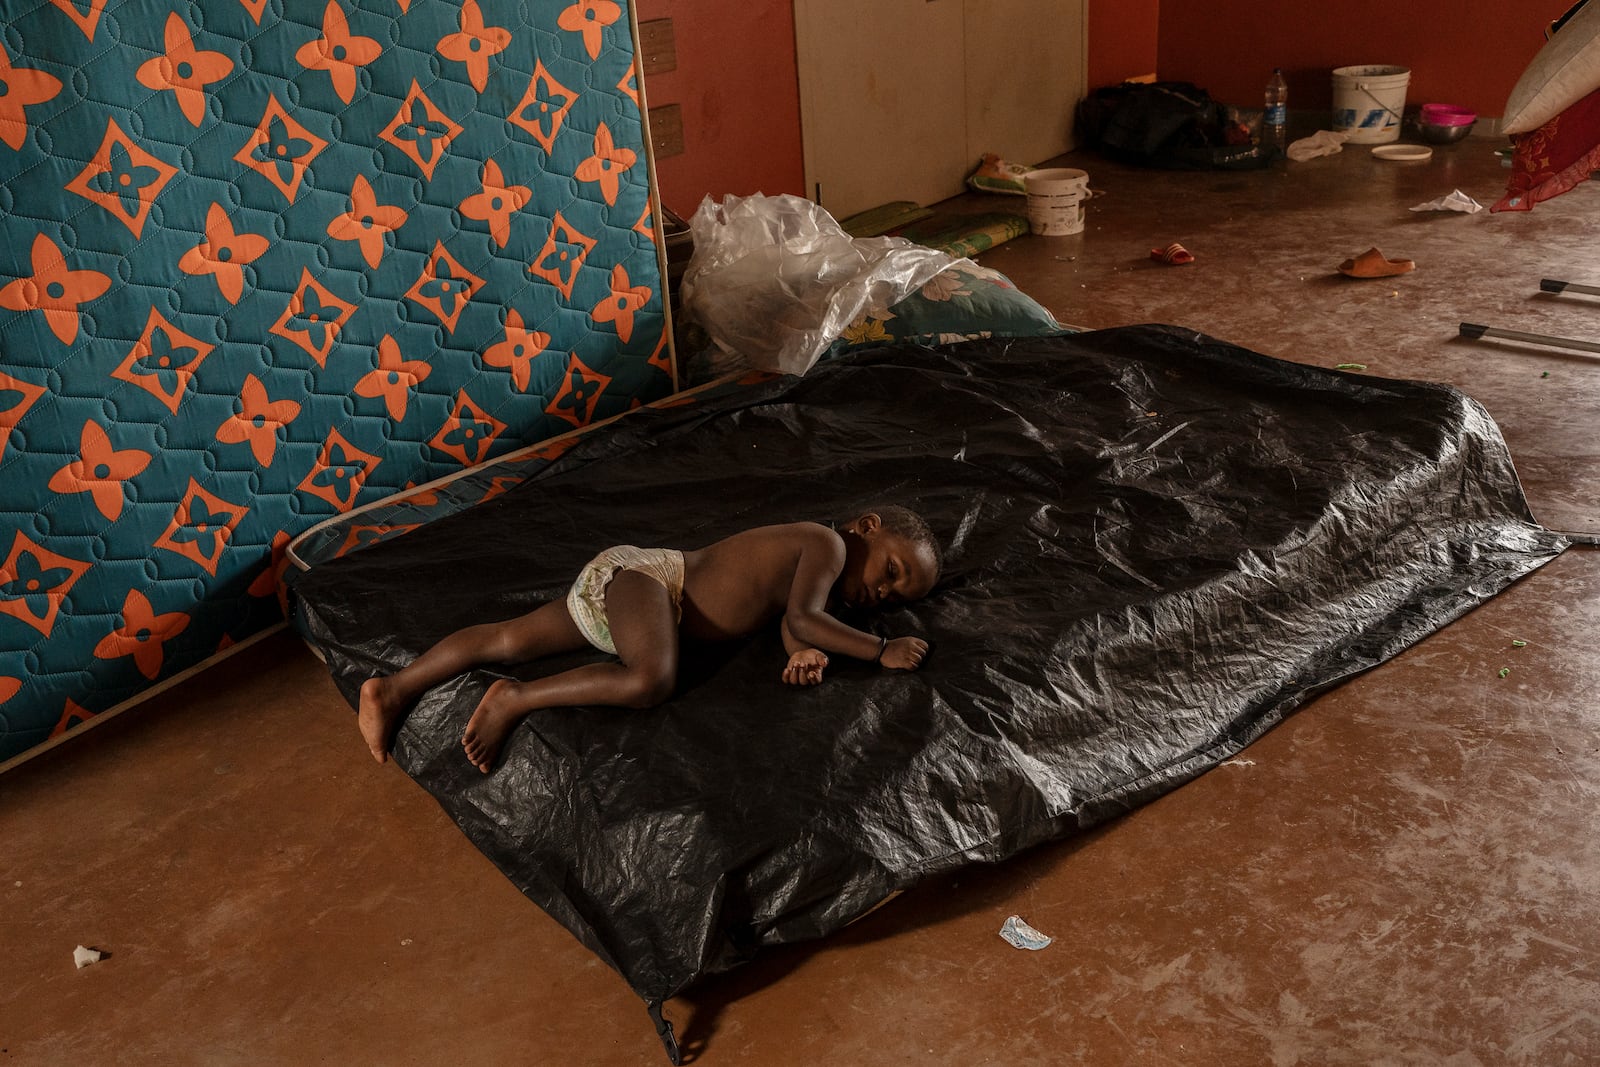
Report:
1504,1,1600,134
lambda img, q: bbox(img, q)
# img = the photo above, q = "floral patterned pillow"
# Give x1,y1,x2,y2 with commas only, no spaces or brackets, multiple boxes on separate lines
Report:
827,263,1067,356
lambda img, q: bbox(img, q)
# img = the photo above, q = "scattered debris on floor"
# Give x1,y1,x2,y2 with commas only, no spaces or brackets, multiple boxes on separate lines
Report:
1336,363,1368,370
1410,189,1484,214
1338,248,1415,278
1499,668,1512,678
1221,758,1257,767
999,915,1053,951
1512,640,1528,648
73,945,105,969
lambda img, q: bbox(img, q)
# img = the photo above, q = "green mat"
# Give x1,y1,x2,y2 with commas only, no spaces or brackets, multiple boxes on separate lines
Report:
838,200,936,237
840,201,1032,257
893,211,1031,257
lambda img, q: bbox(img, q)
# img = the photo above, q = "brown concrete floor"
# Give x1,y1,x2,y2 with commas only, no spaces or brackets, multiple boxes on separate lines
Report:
4,138,1599,1065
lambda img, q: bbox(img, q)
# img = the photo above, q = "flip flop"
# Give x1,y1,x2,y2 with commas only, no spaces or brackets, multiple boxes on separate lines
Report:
1338,247,1415,278
1151,242,1195,265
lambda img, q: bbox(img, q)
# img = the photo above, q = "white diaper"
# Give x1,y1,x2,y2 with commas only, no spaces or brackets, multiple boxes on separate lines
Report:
566,545,685,653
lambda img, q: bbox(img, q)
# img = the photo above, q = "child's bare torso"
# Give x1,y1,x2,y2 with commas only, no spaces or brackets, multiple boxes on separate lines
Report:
677,522,840,642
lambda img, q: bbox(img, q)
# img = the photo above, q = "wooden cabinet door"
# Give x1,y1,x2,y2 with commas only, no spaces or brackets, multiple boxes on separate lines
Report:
964,0,1087,173
794,0,1086,220
793,0,968,217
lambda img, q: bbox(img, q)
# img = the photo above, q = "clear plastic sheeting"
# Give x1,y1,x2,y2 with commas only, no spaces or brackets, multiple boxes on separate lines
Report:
288,326,1567,1055
679,192,958,375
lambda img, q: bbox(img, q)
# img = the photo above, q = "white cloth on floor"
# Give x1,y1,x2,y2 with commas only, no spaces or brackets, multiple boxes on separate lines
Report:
1287,130,1351,162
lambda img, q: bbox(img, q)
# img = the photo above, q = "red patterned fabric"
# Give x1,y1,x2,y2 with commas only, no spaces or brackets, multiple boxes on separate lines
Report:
1493,86,1600,212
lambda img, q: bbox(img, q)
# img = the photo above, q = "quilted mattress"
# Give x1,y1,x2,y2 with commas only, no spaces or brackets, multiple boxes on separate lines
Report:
0,0,672,763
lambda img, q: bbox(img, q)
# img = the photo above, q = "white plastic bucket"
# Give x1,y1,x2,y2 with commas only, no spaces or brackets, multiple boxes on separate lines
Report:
1024,168,1090,236
1331,65,1411,144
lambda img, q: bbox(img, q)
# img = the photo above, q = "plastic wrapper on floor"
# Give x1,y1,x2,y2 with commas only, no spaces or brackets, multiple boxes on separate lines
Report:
284,325,1569,1061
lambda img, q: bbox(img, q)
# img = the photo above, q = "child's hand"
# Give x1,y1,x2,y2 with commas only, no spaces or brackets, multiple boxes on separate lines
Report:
879,636,929,671
783,648,828,686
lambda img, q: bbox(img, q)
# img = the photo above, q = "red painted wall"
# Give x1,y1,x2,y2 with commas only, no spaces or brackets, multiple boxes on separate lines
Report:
635,1,805,217
638,2,1573,209
1088,0,1160,88
1157,1,1574,116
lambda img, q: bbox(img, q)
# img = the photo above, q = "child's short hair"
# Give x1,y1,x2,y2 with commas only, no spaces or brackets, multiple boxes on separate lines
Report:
874,505,943,580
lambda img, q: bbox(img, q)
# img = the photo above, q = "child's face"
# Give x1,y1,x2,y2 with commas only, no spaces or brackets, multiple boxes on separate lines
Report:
840,526,938,610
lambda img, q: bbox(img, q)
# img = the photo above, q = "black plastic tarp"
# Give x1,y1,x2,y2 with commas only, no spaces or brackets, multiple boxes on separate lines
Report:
289,325,1566,1057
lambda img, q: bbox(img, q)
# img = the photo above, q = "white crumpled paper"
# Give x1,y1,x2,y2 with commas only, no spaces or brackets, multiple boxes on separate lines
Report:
1409,189,1484,214
998,914,1053,950
1287,130,1350,162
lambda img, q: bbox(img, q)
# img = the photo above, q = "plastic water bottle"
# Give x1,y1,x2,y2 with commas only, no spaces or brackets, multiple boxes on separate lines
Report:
1264,68,1288,149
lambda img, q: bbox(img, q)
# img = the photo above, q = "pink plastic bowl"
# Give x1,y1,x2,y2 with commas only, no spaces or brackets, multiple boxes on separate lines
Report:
1419,103,1477,127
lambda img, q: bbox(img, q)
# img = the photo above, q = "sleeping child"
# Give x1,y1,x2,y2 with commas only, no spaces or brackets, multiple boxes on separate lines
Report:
357,506,942,773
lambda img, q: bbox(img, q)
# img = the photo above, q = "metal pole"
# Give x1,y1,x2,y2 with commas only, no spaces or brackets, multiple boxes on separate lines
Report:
1540,279,1600,298
1459,322,1600,356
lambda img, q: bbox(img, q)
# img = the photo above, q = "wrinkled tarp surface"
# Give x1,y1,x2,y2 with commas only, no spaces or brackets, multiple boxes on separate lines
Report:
290,325,1566,1022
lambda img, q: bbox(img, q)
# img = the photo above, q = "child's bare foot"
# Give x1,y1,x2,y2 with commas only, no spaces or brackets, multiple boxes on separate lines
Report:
461,679,527,774
357,676,405,764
